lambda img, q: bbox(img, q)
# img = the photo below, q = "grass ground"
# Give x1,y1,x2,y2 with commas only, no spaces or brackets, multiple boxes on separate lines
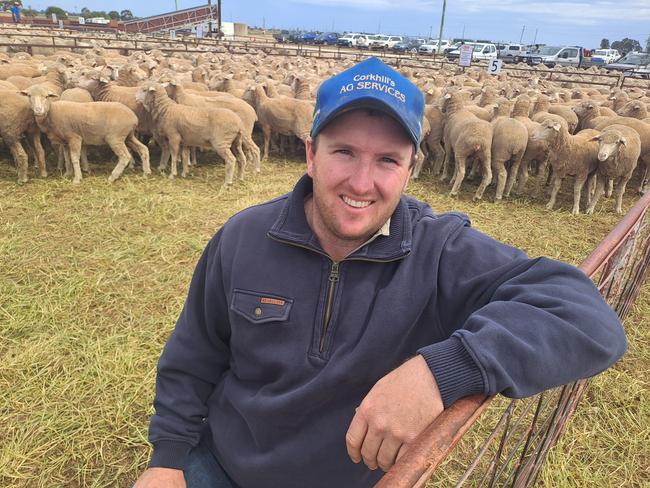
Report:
0,154,648,487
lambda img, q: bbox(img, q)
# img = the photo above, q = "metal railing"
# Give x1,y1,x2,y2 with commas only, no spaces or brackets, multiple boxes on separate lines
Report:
1,27,648,90
376,190,650,487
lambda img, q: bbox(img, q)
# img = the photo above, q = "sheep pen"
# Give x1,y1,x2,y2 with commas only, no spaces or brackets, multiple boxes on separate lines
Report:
0,153,648,488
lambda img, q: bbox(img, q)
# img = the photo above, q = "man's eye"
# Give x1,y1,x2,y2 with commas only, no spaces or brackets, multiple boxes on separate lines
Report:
381,157,398,164
335,149,352,156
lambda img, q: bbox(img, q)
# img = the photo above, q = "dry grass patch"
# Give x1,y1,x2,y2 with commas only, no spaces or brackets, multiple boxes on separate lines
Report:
0,156,647,487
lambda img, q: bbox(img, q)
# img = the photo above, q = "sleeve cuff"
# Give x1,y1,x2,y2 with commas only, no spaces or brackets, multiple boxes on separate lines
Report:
417,335,487,408
149,440,195,470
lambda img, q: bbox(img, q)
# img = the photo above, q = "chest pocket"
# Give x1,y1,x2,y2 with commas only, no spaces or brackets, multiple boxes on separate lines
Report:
230,288,294,324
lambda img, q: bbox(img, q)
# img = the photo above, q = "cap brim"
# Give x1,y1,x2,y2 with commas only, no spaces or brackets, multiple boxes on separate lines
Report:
313,97,419,146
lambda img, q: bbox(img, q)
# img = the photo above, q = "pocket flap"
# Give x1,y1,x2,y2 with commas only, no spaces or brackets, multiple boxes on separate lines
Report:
231,289,293,324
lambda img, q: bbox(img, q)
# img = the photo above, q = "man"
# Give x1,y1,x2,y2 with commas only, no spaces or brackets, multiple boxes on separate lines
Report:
134,57,626,488
10,1,20,23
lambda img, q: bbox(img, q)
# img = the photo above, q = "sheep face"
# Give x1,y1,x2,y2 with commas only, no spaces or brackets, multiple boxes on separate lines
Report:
572,102,596,118
591,131,627,163
22,86,58,118
531,119,563,143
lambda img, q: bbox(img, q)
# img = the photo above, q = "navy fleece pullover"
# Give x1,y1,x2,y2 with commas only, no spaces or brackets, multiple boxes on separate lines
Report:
148,174,626,488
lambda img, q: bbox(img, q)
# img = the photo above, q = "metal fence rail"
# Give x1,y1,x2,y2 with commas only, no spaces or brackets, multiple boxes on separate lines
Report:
2,26,648,89
376,190,650,488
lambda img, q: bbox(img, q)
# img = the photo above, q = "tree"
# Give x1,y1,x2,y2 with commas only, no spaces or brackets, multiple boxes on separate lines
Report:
611,38,642,54
80,7,90,15
599,38,609,49
45,6,67,18
119,9,133,20
107,10,120,20
646,35,650,53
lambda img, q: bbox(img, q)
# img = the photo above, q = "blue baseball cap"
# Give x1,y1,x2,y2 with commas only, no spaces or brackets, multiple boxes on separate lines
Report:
311,57,424,146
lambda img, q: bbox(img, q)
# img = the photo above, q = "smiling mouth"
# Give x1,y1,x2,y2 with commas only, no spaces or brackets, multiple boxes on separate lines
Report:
342,196,372,209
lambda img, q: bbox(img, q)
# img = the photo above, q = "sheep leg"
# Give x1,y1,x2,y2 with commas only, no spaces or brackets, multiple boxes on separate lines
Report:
638,157,650,194
262,125,271,161
80,145,89,173
546,174,562,210
571,174,588,215
126,133,151,176
67,137,83,184
180,147,191,178
244,135,261,173
168,136,181,179
441,146,453,182
505,153,524,198
158,143,170,173
57,144,65,171
216,146,237,186
190,147,198,167
412,150,424,180
63,146,73,177
474,151,492,201
30,129,46,178
515,159,529,194
430,142,445,176
9,141,29,184
234,137,247,180
493,158,508,200
107,140,133,183
605,178,613,198
614,176,631,214
586,175,606,214
449,155,467,197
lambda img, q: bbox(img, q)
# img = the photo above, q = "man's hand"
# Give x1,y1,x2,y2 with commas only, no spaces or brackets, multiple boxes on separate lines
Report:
346,355,444,472
132,467,186,488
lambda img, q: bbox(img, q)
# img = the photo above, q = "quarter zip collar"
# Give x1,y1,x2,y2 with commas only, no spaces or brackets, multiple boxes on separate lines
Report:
268,174,412,261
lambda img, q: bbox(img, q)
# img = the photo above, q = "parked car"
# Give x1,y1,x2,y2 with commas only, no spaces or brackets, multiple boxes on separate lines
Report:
514,45,584,67
604,51,650,71
447,42,497,62
591,48,621,65
367,34,388,49
273,30,292,43
352,34,371,49
384,35,404,49
314,32,339,45
337,32,360,47
393,38,426,54
418,39,451,55
300,31,319,44
499,44,527,62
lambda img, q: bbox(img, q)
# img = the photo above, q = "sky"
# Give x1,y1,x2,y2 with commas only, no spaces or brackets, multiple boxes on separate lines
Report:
23,0,650,49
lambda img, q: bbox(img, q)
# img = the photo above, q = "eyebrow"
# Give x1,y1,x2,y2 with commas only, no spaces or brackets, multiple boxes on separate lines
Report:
326,141,408,160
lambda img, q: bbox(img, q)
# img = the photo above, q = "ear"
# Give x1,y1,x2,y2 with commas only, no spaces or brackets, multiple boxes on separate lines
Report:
99,76,109,83
19,89,29,97
443,93,452,99
148,85,156,92
619,137,627,146
161,82,170,87
587,103,594,109
170,79,178,86
305,136,315,177
47,93,59,99
587,135,601,142
552,122,562,132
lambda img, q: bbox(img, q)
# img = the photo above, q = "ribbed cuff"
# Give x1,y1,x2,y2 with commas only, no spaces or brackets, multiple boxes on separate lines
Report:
149,440,194,470
417,335,486,408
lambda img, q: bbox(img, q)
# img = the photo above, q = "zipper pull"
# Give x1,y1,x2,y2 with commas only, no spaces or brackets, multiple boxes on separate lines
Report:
329,262,340,282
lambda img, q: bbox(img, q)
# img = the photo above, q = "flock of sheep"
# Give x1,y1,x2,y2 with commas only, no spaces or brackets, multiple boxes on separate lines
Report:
1,26,650,215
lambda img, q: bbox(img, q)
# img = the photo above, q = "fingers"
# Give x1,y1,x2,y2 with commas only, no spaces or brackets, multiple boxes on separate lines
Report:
346,411,368,464
376,436,403,472
359,429,383,470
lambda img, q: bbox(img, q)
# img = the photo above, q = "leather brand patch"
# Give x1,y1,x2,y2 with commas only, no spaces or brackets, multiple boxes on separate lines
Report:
260,297,285,306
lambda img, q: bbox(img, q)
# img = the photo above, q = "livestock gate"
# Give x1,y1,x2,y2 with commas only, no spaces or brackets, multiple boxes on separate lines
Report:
376,191,650,487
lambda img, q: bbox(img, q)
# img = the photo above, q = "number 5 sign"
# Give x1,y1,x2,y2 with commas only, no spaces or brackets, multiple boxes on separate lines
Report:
489,59,503,75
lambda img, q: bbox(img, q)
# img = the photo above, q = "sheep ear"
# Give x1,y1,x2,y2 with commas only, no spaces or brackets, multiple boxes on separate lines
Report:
148,85,157,92
443,93,452,99
47,93,59,99
619,137,627,146
170,79,178,86
99,76,109,83
587,103,594,109
552,122,562,132
587,135,601,142
19,89,30,97
161,82,170,87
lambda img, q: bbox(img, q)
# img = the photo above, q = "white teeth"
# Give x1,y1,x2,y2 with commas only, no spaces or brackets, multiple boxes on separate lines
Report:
342,196,371,208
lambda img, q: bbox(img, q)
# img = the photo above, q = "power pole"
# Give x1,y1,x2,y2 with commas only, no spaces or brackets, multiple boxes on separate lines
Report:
217,0,222,37
207,0,212,36
436,0,446,54
461,24,465,40
519,25,526,44
533,28,538,45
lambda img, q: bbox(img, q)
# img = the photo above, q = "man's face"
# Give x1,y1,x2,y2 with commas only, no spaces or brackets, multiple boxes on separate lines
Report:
306,109,413,253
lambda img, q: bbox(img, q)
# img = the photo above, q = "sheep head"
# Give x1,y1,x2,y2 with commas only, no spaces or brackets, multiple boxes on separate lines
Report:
21,85,58,118
590,130,627,162
531,117,564,142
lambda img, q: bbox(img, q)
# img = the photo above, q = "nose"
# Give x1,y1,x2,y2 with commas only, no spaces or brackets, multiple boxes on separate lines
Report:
347,158,374,196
